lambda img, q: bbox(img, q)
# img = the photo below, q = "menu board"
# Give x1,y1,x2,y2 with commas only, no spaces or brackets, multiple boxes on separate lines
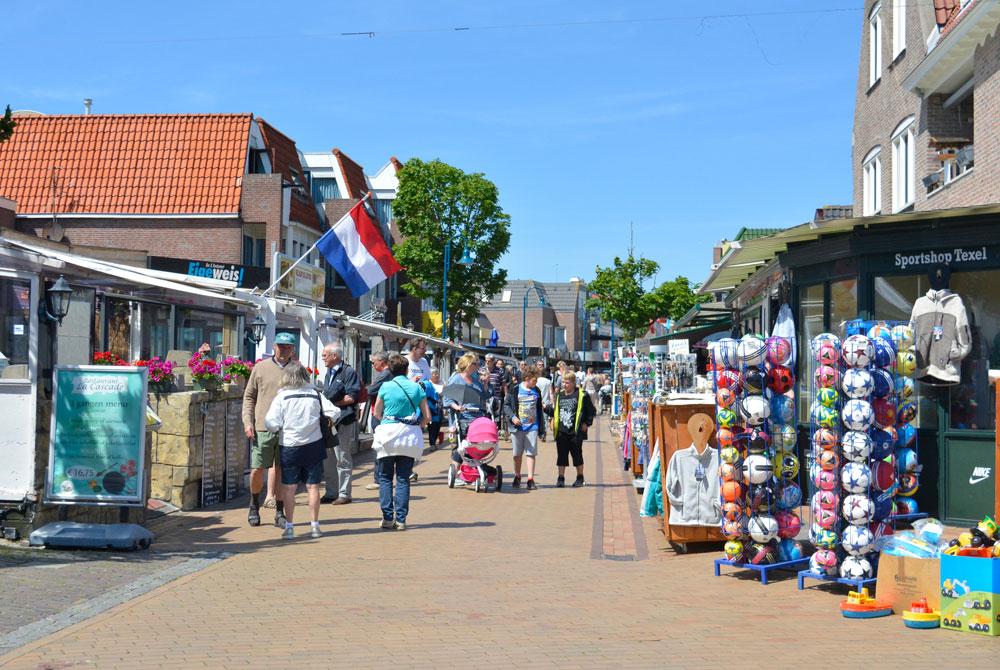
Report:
47,366,148,505
201,402,226,507
225,400,246,501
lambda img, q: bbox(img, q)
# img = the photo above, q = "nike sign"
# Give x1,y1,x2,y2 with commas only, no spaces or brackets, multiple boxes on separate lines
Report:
969,466,992,485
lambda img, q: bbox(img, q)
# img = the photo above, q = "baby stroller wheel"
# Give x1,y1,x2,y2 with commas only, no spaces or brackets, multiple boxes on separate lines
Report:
447,463,456,488
495,465,503,492
474,477,481,493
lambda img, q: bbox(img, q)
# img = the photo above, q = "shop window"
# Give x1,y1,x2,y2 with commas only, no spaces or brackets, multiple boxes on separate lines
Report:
891,117,915,212
140,303,171,360
862,147,882,216
947,270,1000,430
798,284,825,424
869,3,882,87
555,327,567,350
830,278,858,329
105,298,132,362
0,278,32,380
176,308,225,357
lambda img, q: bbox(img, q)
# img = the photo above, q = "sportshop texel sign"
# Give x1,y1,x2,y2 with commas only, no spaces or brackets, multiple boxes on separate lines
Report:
893,247,990,270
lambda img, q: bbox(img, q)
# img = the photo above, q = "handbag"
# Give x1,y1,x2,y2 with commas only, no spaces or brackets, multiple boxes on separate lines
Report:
315,392,339,448
388,380,422,426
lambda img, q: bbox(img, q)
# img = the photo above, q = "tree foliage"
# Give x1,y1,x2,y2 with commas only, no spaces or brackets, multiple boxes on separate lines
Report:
0,106,15,144
392,158,511,338
585,254,706,338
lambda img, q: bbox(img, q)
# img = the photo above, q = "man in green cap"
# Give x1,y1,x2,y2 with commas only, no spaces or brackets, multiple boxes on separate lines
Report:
242,332,297,527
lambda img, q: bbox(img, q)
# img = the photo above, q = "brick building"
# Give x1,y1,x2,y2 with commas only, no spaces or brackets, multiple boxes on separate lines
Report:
853,0,1000,216
0,112,325,289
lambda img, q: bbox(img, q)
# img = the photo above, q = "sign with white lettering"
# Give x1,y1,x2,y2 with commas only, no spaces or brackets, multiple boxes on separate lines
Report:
150,257,270,288
893,247,990,270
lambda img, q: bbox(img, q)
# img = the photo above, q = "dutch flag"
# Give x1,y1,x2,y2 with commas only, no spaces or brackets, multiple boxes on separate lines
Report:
316,200,402,298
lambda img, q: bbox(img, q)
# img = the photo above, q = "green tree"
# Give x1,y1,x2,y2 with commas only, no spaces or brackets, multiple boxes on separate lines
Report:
0,106,15,143
586,254,706,338
392,158,511,338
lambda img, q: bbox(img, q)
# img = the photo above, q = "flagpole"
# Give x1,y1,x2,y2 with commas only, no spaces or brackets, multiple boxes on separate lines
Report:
263,192,372,297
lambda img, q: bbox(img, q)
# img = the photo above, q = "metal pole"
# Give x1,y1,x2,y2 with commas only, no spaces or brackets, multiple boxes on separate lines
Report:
522,291,527,362
442,240,450,339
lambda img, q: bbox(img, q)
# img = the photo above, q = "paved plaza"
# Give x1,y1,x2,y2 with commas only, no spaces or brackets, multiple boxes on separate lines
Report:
1,419,997,668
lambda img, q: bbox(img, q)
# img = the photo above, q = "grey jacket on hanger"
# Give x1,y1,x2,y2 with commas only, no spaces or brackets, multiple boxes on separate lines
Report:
910,289,971,384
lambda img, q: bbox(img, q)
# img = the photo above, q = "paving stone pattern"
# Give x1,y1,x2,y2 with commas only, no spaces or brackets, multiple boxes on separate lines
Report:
1,417,997,669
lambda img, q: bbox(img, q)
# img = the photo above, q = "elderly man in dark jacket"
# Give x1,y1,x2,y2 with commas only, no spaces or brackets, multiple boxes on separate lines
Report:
321,342,361,504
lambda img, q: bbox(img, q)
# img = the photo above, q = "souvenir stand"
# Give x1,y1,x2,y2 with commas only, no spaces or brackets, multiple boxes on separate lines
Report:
798,320,924,592
711,334,808,584
623,355,654,477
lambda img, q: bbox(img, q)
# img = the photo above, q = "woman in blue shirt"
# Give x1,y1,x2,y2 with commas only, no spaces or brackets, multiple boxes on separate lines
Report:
372,354,430,531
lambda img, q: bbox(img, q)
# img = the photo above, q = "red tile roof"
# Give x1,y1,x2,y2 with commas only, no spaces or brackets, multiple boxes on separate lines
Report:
332,148,369,199
934,0,960,26
0,114,252,215
941,0,978,36
257,118,322,231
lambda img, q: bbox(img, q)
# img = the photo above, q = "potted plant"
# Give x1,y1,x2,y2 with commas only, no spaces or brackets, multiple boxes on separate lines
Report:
138,357,176,393
221,357,253,387
188,354,223,392
93,350,127,365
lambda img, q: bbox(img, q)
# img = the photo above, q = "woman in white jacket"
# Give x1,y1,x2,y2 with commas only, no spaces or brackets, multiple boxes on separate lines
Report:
265,361,341,539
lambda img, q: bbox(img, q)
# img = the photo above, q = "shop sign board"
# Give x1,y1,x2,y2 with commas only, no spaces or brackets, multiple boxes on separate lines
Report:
893,246,990,270
273,252,326,302
46,366,148,506
668,340,690,355
149,256,270,288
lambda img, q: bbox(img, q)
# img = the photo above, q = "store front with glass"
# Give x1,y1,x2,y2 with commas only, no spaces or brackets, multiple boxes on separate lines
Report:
778,216,1000,524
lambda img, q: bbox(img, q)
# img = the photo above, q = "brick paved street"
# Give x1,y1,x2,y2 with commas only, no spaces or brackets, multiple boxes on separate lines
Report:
2,418,997,669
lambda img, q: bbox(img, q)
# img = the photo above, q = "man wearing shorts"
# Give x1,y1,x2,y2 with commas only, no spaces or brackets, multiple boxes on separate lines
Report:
504,369,543,489
533,359,553,441
242,332,297,527
546,372,596,488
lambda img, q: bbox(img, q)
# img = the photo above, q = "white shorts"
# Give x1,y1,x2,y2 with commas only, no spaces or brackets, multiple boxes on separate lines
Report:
511,430,538,457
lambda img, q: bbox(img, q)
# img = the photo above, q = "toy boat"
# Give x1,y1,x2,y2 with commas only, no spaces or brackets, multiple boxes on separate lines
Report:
902,598,940,629
840,588,893,619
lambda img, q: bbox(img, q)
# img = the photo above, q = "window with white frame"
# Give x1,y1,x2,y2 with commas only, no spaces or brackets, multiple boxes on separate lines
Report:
891,117,915,212
892,0,905,59
869,3,882,87
862,146,882,216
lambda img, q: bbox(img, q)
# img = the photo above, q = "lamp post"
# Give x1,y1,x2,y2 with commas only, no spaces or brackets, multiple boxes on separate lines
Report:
522,288,545,363
43,275,73,325
441,240,473,340
246,314,267,345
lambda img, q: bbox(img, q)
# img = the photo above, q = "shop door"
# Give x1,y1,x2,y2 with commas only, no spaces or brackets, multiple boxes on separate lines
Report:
943,435,995,523
0,273,39,501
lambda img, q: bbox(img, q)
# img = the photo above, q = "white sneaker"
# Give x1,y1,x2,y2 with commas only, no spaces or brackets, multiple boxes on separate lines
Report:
395,522,406,531
380,519,395,530
310,524,321,538
282,524,294,540
365,482,380,491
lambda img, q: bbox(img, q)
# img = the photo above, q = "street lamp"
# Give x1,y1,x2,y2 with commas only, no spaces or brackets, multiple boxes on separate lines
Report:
42,275,73,324
442,240,473,340
246,314,267,345
522,287,545,362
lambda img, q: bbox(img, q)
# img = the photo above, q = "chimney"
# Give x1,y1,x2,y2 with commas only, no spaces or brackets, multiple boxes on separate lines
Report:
713,242,724,265
83,98,92,115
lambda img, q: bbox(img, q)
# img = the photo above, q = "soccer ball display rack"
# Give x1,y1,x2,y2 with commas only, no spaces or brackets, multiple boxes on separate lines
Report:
797,319,924,593
710,333,808,585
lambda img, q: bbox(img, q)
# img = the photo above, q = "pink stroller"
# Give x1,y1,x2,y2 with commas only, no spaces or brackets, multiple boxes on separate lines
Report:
447,417,503,492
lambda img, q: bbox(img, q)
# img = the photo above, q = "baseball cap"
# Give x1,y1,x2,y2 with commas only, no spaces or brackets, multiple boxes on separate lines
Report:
274,332,296,345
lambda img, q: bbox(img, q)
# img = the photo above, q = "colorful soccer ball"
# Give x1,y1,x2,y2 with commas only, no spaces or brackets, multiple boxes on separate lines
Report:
895,447,919,473
810,333,841,357
720,445,741,465
842,369,874,399
742,427,771,454
816,387,839,408
811,465,837,491
777,538,804,562
842,399,874,431
720,462,738,482
871,496,894,523
816,341,839,366
777,452,799,480
814,507,838,530
868,323,892,341
812,428,839,451
737,337,767,366
765,336,792,366
812,528,838,550
896,423,917,447
722,480,745,503
872,337,896,368
722,519,746,538
840,555,873,580
772,424,797,450
872,460,896,492
842,524,875,555
717,427,735,449
714,338,740,368
742,454,773,485
741,367,766,394
776,511,802,539
811,490,839,511
813,547,839,569
841,462,872,494
776,482,802,510
842,494,873,525
871,368,894,398
722,501,745,522
890,324,914,351
716,387,737,409
715,369,741,390
813,404,839,429
895,376,915,402
897,401,917,424
739,395,770,426
809,553,836,576
748,514,779,543
841,431,872,463
770,394,794,425
818,450,840,471
724,539,745,561
717,408,738,429
766,365,795,394
873,398,897,429
897,349,917,376
871,428,896,459
895,497,919,514
748,542,777,565
748,482,777,512
814,365,839,388
843,334,874,368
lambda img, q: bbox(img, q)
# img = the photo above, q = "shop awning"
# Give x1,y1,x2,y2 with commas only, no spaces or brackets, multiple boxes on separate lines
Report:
699,202,1000,295
1,237,256,306
345,316,459,350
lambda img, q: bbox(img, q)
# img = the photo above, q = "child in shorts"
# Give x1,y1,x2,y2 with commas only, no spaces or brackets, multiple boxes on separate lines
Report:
503,368,543,490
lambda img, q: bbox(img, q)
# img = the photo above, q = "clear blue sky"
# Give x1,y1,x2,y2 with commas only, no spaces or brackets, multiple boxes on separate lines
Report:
4,1,863,287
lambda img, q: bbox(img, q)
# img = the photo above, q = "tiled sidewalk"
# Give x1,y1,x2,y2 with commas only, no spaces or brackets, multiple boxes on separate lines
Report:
1,418,997,669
